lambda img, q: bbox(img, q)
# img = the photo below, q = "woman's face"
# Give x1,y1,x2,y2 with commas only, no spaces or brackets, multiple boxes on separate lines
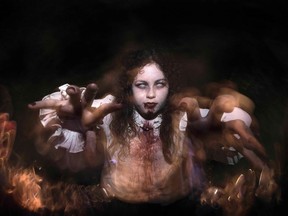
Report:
132,62,169,119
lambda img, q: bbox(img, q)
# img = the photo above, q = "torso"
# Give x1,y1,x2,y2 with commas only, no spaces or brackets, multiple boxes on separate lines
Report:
100,111,203,204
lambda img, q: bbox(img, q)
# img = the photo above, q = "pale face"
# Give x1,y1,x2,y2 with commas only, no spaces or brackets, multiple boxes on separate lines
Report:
132,62,169,119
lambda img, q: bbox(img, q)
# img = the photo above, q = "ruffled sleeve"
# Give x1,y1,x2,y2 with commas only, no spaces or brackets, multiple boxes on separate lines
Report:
39,84,86,153
38,85,115,154
220,107,252,126
39,84,70,127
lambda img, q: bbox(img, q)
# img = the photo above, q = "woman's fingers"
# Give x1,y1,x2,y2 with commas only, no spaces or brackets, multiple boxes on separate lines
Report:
82,102,123,128
66,85,82,107
28,83,115,126
212,94,238,115
99,102,123,116
56,85,82,115
178,97,201,121
82,83,99,107
225,120,268,160
28,99,62,110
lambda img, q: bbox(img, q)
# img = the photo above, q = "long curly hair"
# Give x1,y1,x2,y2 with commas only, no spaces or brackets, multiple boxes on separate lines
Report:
109,47,181,163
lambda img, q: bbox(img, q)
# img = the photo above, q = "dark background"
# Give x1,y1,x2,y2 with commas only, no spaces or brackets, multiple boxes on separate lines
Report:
1,0,288,215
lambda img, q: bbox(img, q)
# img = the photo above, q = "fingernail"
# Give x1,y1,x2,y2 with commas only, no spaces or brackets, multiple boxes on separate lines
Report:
29,102,36,106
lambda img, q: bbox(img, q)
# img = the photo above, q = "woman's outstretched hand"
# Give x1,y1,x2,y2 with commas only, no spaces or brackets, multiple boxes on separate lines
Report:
28,83,123,130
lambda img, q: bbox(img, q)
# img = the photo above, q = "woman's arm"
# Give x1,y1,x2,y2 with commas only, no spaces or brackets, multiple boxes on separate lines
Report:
28,83,122,171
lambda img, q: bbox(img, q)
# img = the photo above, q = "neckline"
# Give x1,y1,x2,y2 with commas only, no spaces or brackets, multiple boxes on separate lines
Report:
133,111,162,129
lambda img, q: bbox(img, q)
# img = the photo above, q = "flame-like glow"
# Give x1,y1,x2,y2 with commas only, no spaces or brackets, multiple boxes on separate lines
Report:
0,113,16,160
7,167,43,212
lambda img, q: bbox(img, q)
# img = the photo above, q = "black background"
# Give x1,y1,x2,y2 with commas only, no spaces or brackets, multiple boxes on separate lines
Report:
1,0,288,215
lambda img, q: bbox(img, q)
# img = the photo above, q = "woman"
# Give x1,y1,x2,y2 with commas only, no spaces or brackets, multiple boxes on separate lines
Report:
26,48,277,215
